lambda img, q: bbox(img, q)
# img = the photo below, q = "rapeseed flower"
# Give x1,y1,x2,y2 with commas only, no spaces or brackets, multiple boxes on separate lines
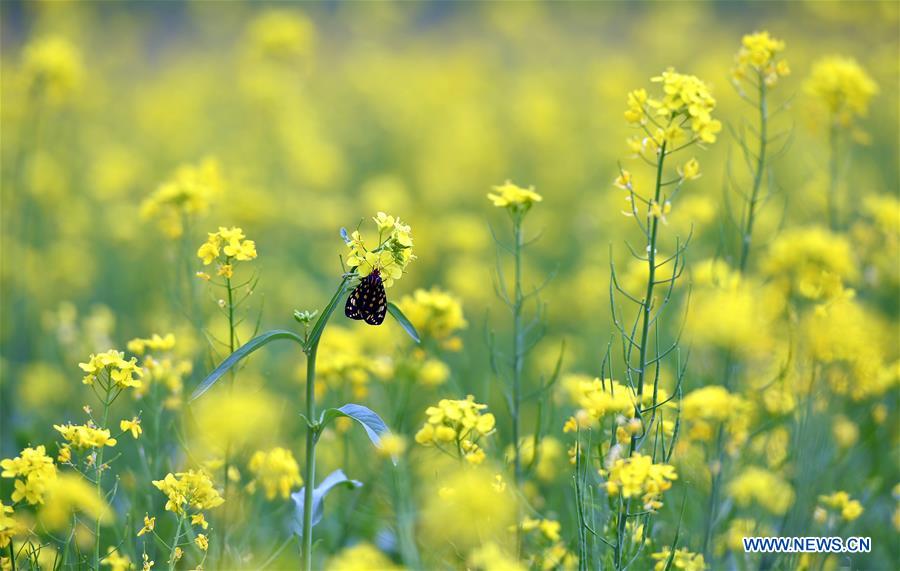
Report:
54,423,118,449
22,36,83,103
681,385,753,449
1,445,58,505
197,226,258,279
732,31,789,86
487,180,543,212
345,212,414,287
120,418,142,439
651,547,706,571
728,466,794,515
805,56,878,125
602,453,678,511
396,287,467,349
627,68,721,145
325,542,401,571
248,447,303,500
152,469,224,514
40,473,111,530
0,501,16,549
102,547,132,571
79,349,143,390
415,395,496,464
140,158,223,238
762,226,857,301
817,491,864,523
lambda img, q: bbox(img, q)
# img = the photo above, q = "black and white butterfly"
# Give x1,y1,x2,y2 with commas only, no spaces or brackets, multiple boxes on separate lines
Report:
345,269,387,325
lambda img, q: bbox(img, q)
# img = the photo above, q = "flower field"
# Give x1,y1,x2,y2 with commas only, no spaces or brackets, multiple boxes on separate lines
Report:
1,2,898,570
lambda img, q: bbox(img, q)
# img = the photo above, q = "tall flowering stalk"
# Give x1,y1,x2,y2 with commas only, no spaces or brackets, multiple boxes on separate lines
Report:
487,180,544,488
191,212,417,571
702,31,790,560
804,56,878,230
195,225,258,557
605,68,720,568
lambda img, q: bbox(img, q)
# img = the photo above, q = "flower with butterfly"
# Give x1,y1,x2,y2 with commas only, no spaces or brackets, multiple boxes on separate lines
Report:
343,212,415,325
190,211,419,571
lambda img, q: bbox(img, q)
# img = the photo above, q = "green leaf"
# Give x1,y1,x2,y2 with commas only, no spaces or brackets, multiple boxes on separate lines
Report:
291,469,362,532
387,302,420,344
320,404,390,448
190,329,305,401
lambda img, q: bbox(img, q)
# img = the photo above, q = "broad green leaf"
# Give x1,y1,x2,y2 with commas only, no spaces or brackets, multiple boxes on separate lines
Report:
319,403,390,447
387,302,420,344
190,329,305,401
291,469,362,532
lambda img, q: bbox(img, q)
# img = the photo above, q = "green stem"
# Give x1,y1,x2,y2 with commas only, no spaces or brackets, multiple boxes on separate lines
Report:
827,117,840,231
739,75,768,273
302,342,318,571
168,513,185,571
511,215,524,488
300,278,349,571
95,384,112,568
220,274,236,564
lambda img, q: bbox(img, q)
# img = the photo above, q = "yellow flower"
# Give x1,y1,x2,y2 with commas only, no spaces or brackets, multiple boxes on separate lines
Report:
197,237,220,265
22,36,84,103
120,418,142,439
376,434,407,459
54,423,118,449
345,214,415,288
190,513,208,529
1,446,58,505
197,227,257,272
0,501,17,549
733,31,789,86
325,542,401,571
248,447,303,500
678,158,701,180
152,470,224,514
137,514,155,536
805,56,878,125
521,517,561,542
762,226,857,301
223,238,257,261
127,333,176,356
604,453,678,511
487,180,543,211
102,547,132,571
217,263,234,278
195,533,209,551
681,386,752,449
818,491,864,522
244,9,316,63
79,349,143,390
415,395,495,464
396,288,467,348
728,466,794,515
140,158,222,238
651,547,706,571
631,68,721,144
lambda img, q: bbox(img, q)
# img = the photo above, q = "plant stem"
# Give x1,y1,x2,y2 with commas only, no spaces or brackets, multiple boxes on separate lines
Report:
220,275,236,564
168,514,185,571
705,74,769,562
302,341,318,571
739,75,768,273
827,117,840,231
630,139,667,455
95,385,112,568
511,215,524,488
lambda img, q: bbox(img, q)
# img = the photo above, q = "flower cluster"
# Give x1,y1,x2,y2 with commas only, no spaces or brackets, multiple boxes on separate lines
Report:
415,395,496,464
728,466,795,515
0,501,16,549
681,386,753,449
79,349,143,390
487,180,543,212
248,447,303,500
152,469,224,515
126,333,176,355
762,226,857,301
22,36,84,103
816,491,864,523
140,157,223,238
651,548,706,571
396,288,467,349
0,446,58,505
244,9,315,63
625,68,722,145
603,453,678,511
805,56,878,125
732,31,790,86
346,212,414,288
197,226,258,279
563,376,637,428
54,423,118,449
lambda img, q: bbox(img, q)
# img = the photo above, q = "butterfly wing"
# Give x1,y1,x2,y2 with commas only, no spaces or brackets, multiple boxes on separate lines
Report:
344,283,363,320
362,277,387,325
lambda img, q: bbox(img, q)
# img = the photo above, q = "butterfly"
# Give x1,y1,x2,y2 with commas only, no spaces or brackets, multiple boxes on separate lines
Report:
345,269,387,325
